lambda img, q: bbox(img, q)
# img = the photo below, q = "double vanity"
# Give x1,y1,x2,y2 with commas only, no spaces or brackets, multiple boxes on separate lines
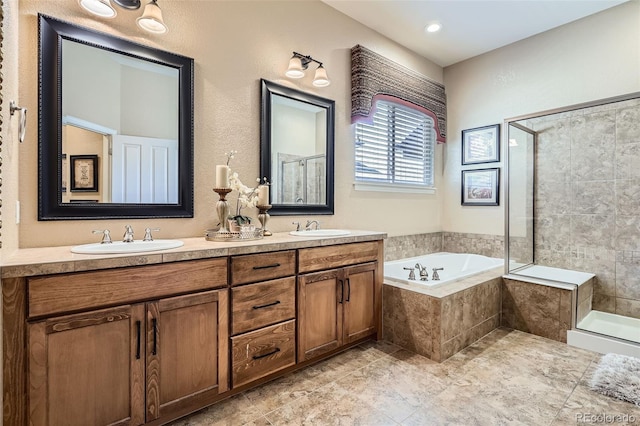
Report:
2,231,384,426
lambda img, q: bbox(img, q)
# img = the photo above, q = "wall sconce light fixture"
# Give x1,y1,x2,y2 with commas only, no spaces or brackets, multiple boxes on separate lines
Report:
78,0,168,34
285,52,331,87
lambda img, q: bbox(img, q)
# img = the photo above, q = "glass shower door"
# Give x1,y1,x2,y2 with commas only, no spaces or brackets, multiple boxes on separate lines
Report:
506,122,536,273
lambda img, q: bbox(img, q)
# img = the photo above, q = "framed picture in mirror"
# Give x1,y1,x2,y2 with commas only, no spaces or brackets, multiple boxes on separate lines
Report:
70,155,98,192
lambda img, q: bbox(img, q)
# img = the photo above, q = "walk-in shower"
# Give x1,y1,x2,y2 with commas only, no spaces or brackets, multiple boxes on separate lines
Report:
276,153,325,204
505,92,640,355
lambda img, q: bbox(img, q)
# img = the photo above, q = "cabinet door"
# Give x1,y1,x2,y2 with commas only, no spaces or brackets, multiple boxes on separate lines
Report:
343,262,377,344
28,304,145,426
297,269,343,362
146,289,229,421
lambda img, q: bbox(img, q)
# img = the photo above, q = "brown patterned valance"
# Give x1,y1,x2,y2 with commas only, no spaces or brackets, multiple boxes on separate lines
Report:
351,45,447,143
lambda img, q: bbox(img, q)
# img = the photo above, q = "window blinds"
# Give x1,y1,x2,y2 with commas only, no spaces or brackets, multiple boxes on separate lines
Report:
355,100,435,187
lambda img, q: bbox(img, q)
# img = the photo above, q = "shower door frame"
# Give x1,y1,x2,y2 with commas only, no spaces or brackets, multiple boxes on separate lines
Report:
504,121,537,275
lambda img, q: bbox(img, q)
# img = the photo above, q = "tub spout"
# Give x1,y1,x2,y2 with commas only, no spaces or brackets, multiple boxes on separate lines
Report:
415,263,429,281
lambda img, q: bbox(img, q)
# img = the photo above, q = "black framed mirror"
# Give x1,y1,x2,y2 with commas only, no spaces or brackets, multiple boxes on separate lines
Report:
39,14,194,220
260,79,335,215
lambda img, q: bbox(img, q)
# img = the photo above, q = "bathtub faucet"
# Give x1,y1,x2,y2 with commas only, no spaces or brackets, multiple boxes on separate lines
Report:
432,267,444,281
403,267,416,280
415,263,429,281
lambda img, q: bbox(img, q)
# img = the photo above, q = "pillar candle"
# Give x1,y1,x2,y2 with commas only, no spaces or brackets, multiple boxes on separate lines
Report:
257,185,269,206
216,165,229,188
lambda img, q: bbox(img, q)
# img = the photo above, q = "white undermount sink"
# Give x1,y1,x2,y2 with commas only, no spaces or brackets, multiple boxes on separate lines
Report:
71,239,184,255
289,229,351,237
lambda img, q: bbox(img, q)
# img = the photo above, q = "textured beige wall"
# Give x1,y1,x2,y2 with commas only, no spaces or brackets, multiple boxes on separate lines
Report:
442,1,640,236
15,0,444,248
2,0,20,258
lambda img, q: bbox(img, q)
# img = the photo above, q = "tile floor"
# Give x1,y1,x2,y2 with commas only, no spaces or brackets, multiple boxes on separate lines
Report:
169,328,640,426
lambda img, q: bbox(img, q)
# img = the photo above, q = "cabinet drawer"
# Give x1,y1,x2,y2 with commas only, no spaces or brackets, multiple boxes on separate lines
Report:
231,277,295,335
230,250,295,285
231,320,295,388
28,258,227,318
298,241,379,273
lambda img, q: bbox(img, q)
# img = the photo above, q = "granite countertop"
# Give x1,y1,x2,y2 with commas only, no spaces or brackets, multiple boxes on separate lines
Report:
1,230,386,278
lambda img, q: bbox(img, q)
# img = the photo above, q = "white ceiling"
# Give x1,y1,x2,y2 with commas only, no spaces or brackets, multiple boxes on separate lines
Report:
322,0,630,67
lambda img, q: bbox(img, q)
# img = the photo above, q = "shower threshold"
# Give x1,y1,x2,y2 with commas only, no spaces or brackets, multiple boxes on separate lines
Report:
568,310,640,358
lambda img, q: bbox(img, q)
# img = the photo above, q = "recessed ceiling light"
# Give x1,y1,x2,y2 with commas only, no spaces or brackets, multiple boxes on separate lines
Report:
425,22,442,33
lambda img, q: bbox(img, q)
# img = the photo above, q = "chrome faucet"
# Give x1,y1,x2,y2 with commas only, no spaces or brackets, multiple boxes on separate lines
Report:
92,229,112,244
432,267,444,281
305,220,320,231
123,225,135,243
403,267,416,280
415,263,429,281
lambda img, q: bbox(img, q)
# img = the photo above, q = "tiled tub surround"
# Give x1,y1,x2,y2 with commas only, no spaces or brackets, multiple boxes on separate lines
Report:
383,267,502,362
528,97,640,320
384,231,504,262
384,232,443,261
502,267,595,343
442,232,505,259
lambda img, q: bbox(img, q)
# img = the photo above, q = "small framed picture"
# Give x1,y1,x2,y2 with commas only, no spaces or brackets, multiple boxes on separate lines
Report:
462,124,500,165
461,168,500,206
70,155,99,192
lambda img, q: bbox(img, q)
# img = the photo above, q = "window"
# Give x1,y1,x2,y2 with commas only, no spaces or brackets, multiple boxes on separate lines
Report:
355,100,435,191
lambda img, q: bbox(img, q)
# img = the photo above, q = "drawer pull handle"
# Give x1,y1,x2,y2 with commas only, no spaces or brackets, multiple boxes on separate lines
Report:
253,263,281,270
252,347,281,360
252,300,281,310
338,280,344,304
135,320,141,360
152,318,158,356
346,278,351,302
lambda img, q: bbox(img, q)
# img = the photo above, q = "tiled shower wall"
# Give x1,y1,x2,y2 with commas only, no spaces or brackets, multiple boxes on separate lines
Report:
530,97,640,320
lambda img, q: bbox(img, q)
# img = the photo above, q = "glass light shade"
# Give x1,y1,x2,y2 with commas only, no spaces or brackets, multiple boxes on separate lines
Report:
285,57,305,79
136,0,168,34
78,0,117,18
312,65,330,87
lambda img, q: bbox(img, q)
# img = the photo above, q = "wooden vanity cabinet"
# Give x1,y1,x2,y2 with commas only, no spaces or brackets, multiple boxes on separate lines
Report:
25,259,229,426
297,241,381,363
229,251,297,389
28,304,146,426
5,238,384,426
145,290,228,422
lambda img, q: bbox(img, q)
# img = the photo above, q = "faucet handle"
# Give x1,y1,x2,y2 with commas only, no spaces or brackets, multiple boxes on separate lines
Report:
92,229,112,244
143,227,160,241
292,221,301,232
403,267,416,280
432,267,444,281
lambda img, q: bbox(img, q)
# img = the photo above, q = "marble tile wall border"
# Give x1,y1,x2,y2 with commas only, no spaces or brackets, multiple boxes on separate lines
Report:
384,231,505,262
442,232,504,259
384,232,442,261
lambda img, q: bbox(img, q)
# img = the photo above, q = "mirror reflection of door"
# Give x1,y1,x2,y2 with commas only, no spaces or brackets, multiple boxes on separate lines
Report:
62,122,179,204
61,38,179,204
271,94,327,205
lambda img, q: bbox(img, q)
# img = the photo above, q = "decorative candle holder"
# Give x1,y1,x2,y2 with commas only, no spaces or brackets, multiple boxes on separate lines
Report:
213,188,233,232
257,204,272,236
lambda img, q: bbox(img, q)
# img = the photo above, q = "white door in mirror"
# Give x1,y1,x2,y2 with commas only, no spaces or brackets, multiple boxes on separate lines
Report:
71,240,184,254
289,230,351,237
